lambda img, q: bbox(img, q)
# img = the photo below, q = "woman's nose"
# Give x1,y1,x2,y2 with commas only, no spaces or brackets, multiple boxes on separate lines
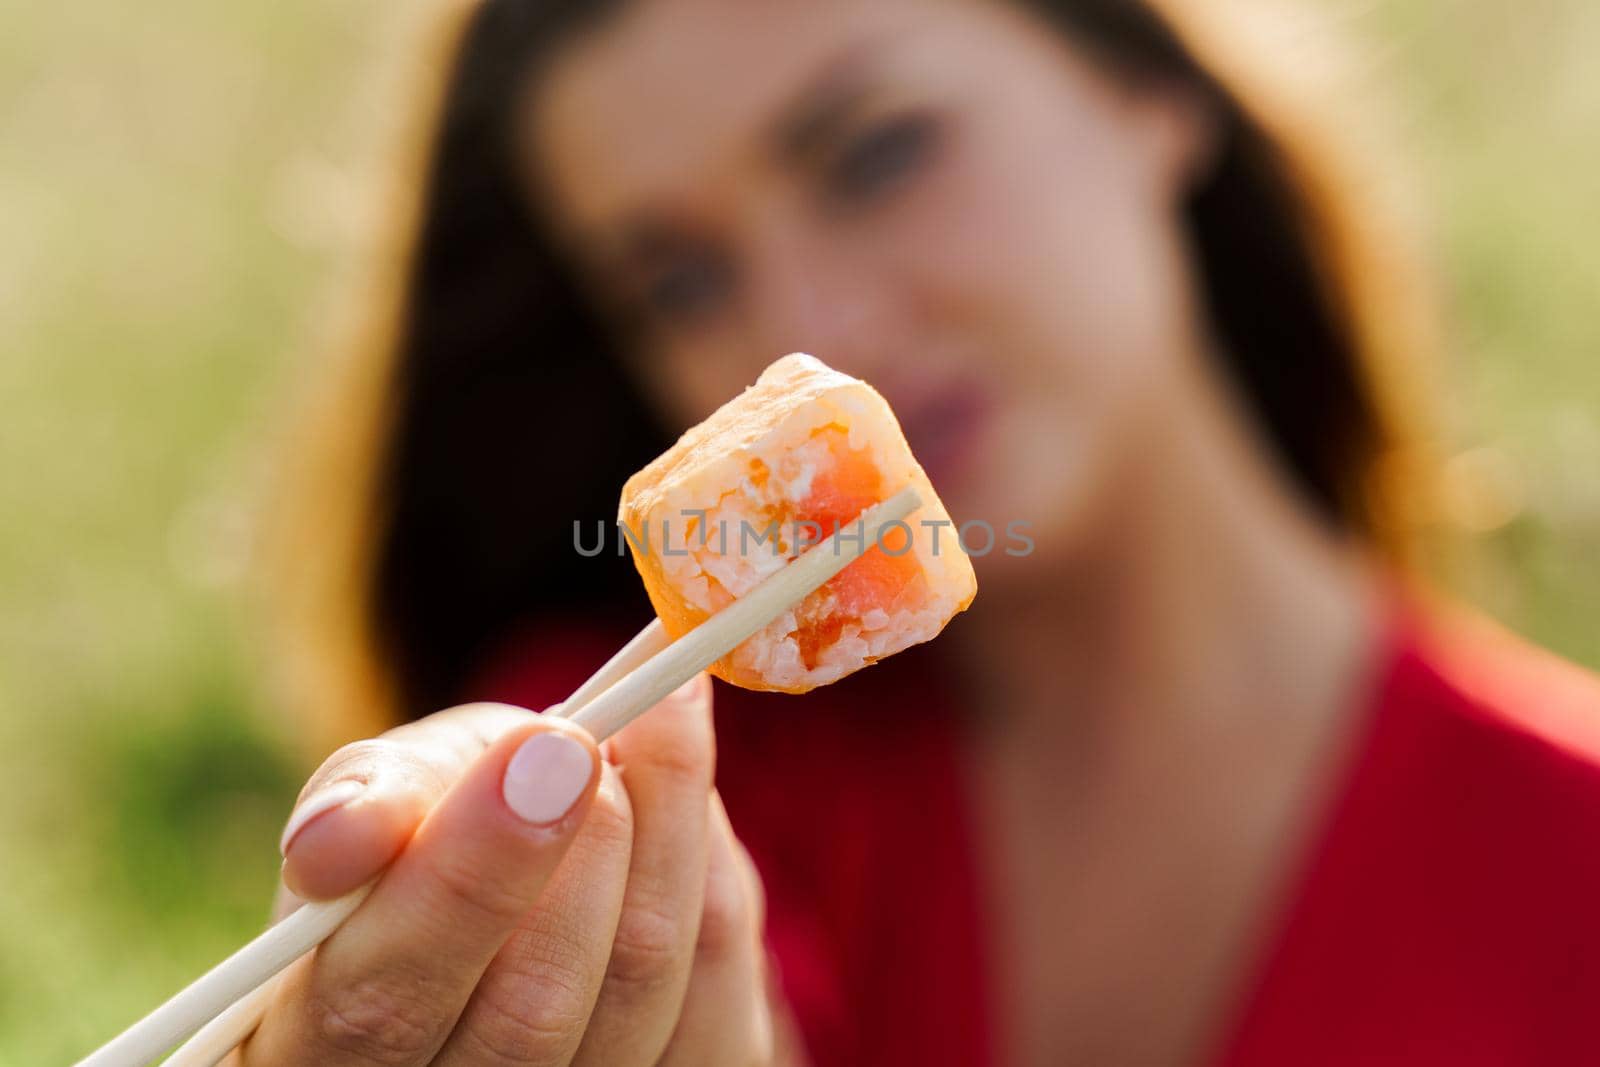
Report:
739,227,902,381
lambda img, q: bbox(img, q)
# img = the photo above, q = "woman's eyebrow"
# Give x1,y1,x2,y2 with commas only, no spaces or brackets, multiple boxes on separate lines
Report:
572,37,909,269
771,37,900,163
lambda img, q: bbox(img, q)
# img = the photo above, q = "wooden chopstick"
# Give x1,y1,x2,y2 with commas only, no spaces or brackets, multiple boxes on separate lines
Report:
83,486,923,1067
559,617,672,715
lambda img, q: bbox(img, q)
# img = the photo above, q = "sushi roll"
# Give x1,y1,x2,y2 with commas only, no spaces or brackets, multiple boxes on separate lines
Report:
619,353,978,692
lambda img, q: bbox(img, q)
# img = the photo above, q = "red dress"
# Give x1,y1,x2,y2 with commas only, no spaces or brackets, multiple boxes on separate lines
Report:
471,588,1600,1066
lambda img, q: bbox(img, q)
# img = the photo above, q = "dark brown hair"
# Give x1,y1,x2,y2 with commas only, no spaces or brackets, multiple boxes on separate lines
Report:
270,0,1435,752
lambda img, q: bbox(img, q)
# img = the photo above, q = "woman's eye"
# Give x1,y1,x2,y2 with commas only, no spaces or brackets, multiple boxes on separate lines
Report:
638,253,733,326
826,113,941,205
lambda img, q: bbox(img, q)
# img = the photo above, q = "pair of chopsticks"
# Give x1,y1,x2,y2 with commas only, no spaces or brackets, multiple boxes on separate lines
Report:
79,486,923,1067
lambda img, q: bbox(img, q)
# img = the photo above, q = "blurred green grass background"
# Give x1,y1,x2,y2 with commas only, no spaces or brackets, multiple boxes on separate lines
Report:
1,0,1596,1060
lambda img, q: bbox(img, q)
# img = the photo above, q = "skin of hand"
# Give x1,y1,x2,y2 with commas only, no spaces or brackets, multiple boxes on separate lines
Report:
232,673,805,1066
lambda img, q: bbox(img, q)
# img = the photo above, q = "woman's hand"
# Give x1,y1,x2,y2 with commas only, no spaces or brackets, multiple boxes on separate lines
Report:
233,674,788,1066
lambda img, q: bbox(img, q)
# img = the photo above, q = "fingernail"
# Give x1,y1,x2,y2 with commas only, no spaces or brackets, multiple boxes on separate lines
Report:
279,779,366,855
503,732,594,826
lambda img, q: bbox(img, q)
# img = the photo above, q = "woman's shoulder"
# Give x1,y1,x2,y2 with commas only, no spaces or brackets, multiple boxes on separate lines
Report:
1219,586,1600,1066
1403,590,1600,770
1358,582,1600,914
1372,586,1600,847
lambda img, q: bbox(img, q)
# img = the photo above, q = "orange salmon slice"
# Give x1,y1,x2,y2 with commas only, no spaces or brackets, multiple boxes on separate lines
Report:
619,354,978,693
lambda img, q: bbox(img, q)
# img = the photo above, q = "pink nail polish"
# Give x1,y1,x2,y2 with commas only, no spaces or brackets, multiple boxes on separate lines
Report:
502,732,594,826
279,779,365,855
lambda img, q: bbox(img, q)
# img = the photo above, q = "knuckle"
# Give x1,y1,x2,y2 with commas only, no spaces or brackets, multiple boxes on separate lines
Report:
733,839,767,926
512,912,595,997
423,850,533,928
461,974,588,1065
696,865,752,963
306,977,444,1063
637,725,713,789
302,738,393,797
330,736,399,768
606,896,690,997
465,932,594,1064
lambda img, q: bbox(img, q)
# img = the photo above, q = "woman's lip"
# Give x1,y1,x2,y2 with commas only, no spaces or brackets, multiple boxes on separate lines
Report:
897,385,989,490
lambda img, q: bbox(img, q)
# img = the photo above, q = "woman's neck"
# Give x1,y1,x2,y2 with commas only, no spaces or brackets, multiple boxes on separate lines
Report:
956,355,1390,1066
956,352,1384,802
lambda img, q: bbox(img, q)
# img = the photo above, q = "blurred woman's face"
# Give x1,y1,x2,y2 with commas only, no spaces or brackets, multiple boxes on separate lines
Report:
525,0,1214,576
